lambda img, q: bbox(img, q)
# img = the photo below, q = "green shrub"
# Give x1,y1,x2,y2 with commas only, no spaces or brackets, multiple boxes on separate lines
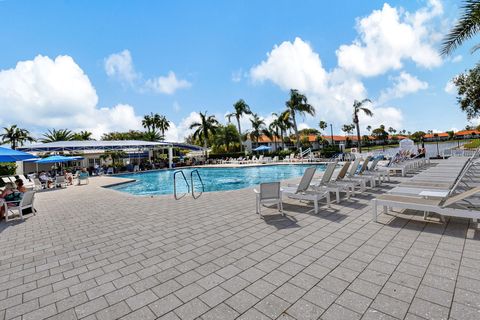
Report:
0,163,17,176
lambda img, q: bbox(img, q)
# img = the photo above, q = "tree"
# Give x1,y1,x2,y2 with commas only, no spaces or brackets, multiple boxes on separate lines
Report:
72,131,94,141
451,64,480,120
411,131,427,142
142,114,154,131
143,130,163,142
447,130,455,140
268,118,282,151
371,125,388,143
441,0,480,56
273,111,292,150
388,127,396,135
156,115,170,138
189,112,219,158
41,129,74,143
285,89,315,150
352,99,373,153
319,121,328,132
213,124,241,152
248,113,266,146
226,99,252,151
102,130,146,141
341,124,355,136
0,125,36,150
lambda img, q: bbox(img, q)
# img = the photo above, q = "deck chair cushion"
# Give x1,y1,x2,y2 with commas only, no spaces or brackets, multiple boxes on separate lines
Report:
296,167,316,193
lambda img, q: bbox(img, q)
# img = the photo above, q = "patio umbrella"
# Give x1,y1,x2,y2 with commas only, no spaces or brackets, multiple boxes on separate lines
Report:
35,155,77,164
253,145,271,152
0,147,36,162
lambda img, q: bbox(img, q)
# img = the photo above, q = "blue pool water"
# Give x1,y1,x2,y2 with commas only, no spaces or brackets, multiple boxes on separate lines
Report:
108,164,326,196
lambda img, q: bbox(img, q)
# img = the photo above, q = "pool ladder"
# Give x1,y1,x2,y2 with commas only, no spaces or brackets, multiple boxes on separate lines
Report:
173,169,205,200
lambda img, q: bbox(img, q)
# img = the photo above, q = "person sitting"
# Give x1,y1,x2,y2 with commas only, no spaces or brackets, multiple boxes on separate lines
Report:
15,179,27,193
65,170,74,185
39,171,53,188
0,182,22,220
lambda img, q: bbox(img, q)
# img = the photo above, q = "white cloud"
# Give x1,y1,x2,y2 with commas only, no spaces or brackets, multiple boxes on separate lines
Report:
452,55,463,63
145,71,191,94
231,69,243,82
336,1,443,77
164,112,201,142
104,50,138,85
250,37,404,131
444,80,456,94
251,37,328,93
0,54,142,139
379,72,428,102
105,50,191,95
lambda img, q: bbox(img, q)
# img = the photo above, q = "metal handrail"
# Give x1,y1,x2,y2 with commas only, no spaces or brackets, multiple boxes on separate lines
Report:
173,170,189,200
191,169,204,199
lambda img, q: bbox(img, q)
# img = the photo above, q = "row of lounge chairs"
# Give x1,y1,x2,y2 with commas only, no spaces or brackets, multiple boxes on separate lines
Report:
373,151,480,222
222,155,280,164
255,154,434,218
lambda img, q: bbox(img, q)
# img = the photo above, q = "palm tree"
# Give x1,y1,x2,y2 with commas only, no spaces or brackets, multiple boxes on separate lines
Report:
40,129,74,143
352,99,373,153
441,1,480,56
226,99,252,151
0,125,36,149
285,89,315,150
268,118,282,151
189,112,219,158
156,115,170,138
142,114,154,131
72,131,94,141
248,113,266,147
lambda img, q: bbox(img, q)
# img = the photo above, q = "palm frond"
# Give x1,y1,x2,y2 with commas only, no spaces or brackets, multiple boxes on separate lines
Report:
441,0,480,56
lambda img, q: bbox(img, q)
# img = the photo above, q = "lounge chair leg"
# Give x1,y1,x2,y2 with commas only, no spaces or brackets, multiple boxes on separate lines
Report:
336,190,340,203
383,206,387,214
326,193,331,208
372,199,377,222
314,199,319,214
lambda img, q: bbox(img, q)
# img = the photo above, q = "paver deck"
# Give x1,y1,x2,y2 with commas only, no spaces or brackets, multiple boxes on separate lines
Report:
0,173,479,320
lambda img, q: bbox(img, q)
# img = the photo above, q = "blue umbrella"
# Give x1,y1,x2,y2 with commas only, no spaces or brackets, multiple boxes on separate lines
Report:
0,147,36,162
35,155,77,164
253,145,271,152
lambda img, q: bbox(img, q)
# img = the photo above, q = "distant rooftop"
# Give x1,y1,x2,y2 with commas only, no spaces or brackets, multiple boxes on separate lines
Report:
17,140,204,152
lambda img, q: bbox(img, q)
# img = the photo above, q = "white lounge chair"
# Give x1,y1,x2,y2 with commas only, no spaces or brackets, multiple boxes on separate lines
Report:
282,167,331,214
254,182,283,218
372,186,480,223
3,191,36,222
55,176,67,188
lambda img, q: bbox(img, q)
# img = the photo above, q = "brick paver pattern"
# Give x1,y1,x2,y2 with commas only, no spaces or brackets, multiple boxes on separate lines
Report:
0,174,479,320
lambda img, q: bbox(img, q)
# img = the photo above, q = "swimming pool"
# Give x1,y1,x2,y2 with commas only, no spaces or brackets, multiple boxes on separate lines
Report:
108,164,326,196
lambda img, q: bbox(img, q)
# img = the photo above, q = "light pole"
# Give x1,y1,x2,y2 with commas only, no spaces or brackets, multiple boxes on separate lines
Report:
330,124,334,147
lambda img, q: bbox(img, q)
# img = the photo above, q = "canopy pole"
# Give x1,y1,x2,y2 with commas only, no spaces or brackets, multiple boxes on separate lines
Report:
168,146,173,169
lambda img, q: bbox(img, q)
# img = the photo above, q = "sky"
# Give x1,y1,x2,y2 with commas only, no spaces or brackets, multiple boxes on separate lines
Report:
0,0,478,142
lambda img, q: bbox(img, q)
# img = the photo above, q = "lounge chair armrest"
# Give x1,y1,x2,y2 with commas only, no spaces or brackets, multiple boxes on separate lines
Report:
253,189,259,194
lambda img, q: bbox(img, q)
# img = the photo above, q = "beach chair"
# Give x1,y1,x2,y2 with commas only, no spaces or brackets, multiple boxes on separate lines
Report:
77,172,89,185
55,176,67,188
106,167,114,175
324,161,356,198
254,182,283,218
372,186,480,223
3,191,36,222
282,167,331,214
33,178,43,191
1,177,12,184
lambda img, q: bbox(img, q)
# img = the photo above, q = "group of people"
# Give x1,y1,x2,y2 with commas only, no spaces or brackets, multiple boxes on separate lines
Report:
0,179,27,220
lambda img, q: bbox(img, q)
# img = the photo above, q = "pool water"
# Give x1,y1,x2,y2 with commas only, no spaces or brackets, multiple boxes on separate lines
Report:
108,164,326,196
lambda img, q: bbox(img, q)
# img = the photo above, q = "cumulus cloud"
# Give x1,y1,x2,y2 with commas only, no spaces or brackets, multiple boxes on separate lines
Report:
336,1,443,77
444,80,456,94
379,72,429,103
251,37,328,93
145,71,191,94
0,54,142,139
105,50,191,95
164,112,201,142
250,37,402,130
104,50,139,85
